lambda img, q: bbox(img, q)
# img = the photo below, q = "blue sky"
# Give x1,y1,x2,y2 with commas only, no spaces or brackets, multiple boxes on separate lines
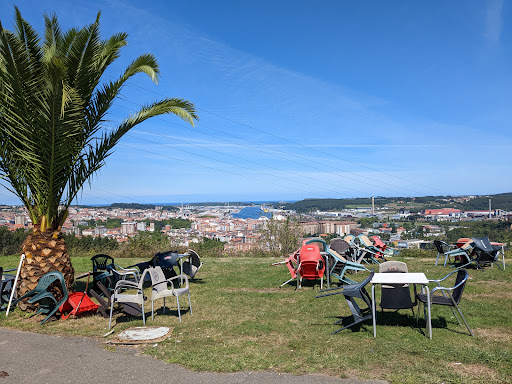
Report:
1,0,511,204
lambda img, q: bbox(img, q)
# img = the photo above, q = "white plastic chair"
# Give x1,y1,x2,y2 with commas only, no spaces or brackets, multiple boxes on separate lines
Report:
108,269,148,330
148,266,192,322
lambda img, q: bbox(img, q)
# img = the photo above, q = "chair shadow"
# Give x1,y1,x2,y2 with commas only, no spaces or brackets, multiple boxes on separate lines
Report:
152,305,191,319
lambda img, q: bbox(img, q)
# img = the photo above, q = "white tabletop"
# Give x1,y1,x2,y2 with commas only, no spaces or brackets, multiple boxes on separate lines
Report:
371,272,428,285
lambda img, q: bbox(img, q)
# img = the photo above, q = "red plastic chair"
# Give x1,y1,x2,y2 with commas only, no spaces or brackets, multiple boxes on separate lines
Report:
272,249,299,288
297,243,325,289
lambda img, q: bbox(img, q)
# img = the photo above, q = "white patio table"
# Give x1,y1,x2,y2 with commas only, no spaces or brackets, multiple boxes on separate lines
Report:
370,272,432,339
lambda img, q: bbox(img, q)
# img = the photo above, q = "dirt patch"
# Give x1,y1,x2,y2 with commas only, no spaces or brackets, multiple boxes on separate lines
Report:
367,364,392,380
474,327,512,342
466,291,512,300
450,362,499,382
471,280,509,287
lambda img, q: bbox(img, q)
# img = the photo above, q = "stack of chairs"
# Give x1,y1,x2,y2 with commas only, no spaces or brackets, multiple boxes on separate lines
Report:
308,238,368,285
459,237,504,270
356,235,387,264
272,239,325,289
14,271,69,324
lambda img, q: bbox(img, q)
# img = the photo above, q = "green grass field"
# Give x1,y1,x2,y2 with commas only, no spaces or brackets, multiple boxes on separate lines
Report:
1,254,511,383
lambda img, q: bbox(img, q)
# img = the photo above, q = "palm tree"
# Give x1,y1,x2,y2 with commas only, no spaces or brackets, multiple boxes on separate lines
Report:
0,8,198,309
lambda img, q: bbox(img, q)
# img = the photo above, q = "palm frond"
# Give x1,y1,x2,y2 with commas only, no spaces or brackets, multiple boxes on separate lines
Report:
0,8,198,229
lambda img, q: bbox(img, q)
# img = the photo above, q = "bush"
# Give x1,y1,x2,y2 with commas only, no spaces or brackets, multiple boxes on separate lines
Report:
0,227,27,256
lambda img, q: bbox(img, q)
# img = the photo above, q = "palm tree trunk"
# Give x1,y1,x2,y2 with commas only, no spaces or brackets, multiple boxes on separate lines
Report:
17,230,74,311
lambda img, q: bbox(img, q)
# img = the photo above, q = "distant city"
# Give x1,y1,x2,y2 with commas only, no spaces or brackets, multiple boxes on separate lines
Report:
2,193,511,252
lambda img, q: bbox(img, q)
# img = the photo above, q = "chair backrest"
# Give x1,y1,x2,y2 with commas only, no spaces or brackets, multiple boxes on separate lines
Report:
182,250,202,278
304,238,326,252
379,261,408,273
358,235,373,247
298,243,324,279
299,243,322,262
343,235,355,244
471,237,494,253
433,240,445,254
37,271,68,300
372,236,387,250
36,271,61,291
91,254,114,272
148,266,170,294
452,269,469,304
153,251,179,269
353,271,375,291
471,237,498,264
329,238,350,255
378,261,414,309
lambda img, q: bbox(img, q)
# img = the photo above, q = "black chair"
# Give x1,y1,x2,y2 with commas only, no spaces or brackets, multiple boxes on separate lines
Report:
91,254,115,291
379,261,416,315
129,251,181,281
182,249,203,279
316,272,374,334
0,267,16,310
416,269,473,336
434,240,455,266
466,237,503,270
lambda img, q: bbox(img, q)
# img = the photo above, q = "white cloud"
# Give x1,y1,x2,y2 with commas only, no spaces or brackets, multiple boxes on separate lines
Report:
484,0,504,44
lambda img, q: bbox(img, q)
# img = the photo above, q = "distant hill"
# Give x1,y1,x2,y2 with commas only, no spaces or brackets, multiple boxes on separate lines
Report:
284,197,400,213
284,193,512,213
109,203,177,211
459,193,512,211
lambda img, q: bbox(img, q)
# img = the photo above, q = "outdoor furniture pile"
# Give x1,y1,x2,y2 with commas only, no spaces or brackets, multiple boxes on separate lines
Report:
434,237,505,270
4,249,201,328
91,254,140,292
272,237,373,289
271,239,326,289
355,235,390,264
128,249,203,280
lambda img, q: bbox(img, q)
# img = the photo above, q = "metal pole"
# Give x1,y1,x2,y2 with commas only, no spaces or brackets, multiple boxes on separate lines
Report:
6,253,26,317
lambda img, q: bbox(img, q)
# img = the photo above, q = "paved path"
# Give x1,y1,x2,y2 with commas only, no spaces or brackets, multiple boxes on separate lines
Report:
0,328,388,384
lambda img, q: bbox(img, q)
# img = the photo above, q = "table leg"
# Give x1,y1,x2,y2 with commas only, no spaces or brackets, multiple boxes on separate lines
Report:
426,286,432,339
372,284,376,337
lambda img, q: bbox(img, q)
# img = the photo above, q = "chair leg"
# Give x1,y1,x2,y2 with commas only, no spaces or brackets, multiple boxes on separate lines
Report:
454,303,473,336
435,252,440,266
176,296,181,322
108,297,115,330
151,299,154,320
449,306,462,326
279,277,295,288
443,254,450,267
188,293,192,315
141,300,145,326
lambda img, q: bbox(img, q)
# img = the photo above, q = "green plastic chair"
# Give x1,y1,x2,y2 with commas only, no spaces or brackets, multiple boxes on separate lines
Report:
16,271,69,324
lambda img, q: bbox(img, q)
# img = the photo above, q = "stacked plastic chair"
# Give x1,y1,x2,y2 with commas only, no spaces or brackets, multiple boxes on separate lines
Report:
15,271,69,324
